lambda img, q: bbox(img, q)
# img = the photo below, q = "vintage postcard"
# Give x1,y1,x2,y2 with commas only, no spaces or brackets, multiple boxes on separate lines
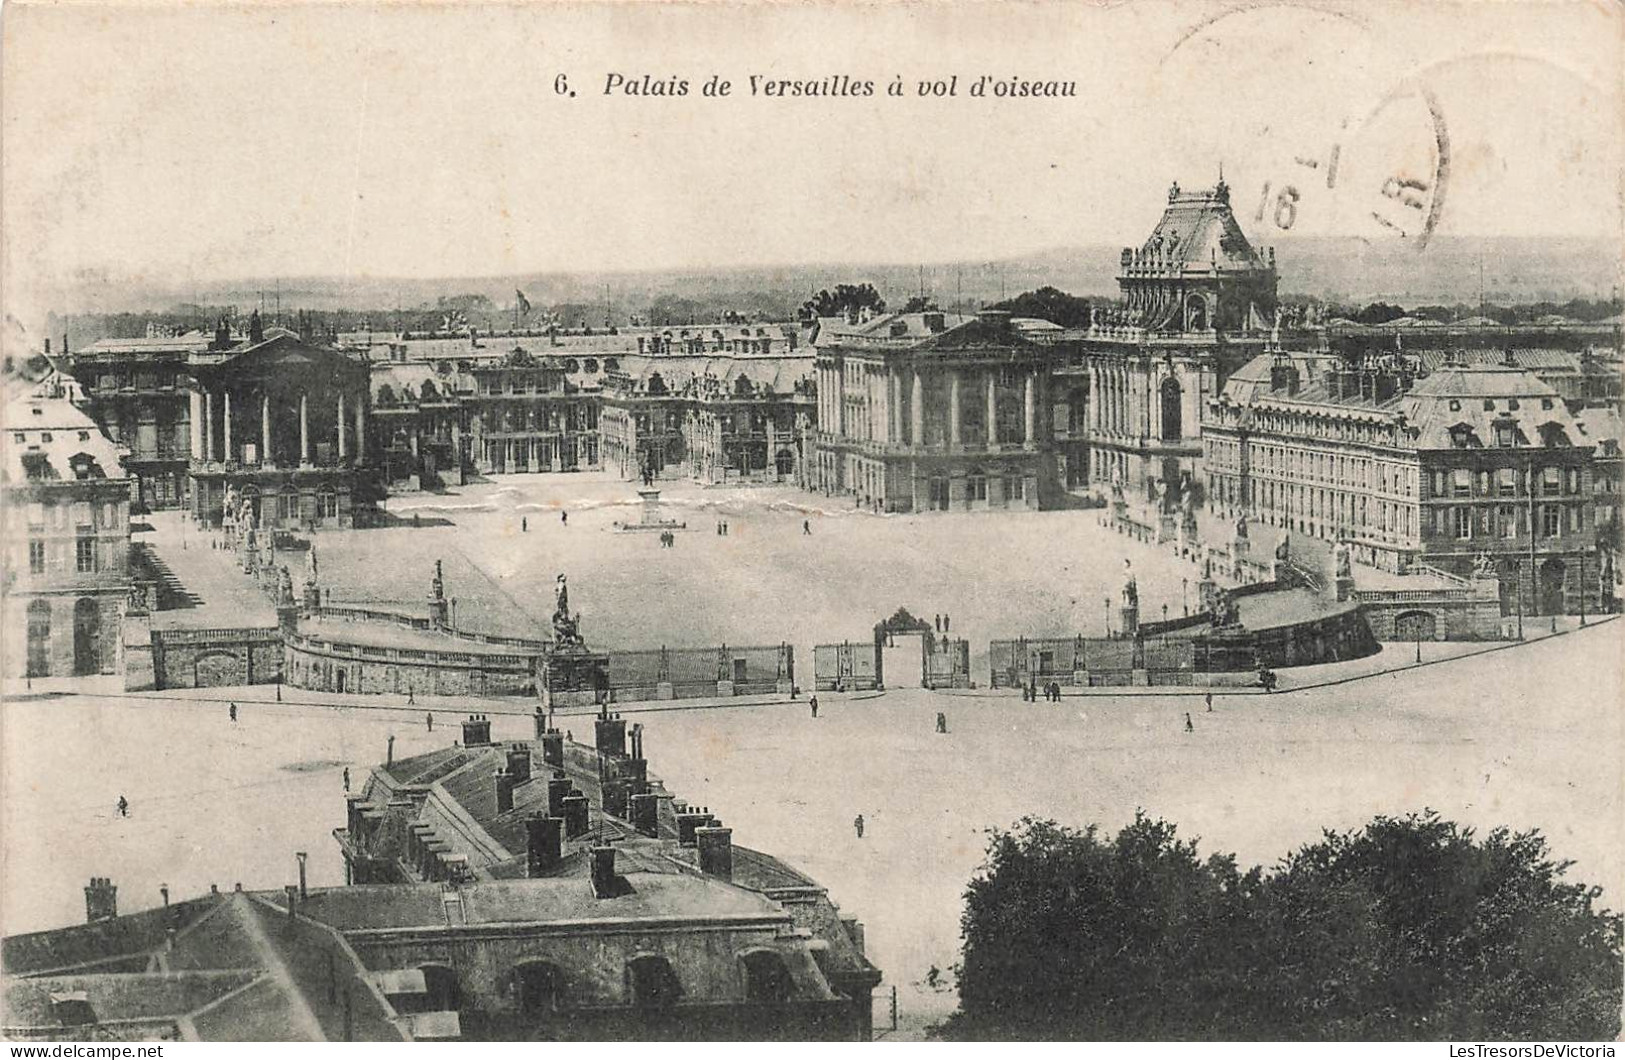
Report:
1,0,1621,1044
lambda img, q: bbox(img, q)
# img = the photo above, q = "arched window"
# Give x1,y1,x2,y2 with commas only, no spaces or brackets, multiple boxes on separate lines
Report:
73,597,101,676
513,961,563,1017
626,955,681,1010
740,950,792,1003
1160,377,1183,442
1185,294,1208,332
26,600,51,678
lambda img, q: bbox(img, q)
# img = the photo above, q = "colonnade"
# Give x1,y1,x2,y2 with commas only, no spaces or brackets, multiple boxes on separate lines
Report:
189,386,367,468
817,359,1039,450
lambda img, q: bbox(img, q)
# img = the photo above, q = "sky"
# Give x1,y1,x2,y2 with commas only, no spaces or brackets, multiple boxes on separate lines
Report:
3,0,1621,324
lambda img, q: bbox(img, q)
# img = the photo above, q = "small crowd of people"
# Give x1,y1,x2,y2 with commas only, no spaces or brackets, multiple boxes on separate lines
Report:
933,614,952,633
715,520,731,536
1024,682,1063,702
658,530,677,548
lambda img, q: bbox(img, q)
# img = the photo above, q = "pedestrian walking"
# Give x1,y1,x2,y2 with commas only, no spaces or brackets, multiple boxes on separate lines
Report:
934,614,941,632
229,702,237,723
810,696,819,718
276,683,282,702
803,520,811,536
426,712,434,732
1205,691,1213,712
342,767,350,792
853,814,864,839
936,712,947,734
1185,712,1194,733
561,511,568,526
407,687,416,705
117,795,129,818
522,517,528,532
943,614,951,633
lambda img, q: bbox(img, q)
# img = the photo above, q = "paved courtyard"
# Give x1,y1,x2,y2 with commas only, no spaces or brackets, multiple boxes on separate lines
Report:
3,621,1617,1035
277,473,1250,681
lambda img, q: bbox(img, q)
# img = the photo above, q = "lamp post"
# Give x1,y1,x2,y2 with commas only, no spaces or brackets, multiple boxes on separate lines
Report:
1104,597,1112,639
1182,577,1189,616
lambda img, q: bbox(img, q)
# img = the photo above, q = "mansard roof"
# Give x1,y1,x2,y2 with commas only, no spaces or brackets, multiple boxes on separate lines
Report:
1134,181,1270,274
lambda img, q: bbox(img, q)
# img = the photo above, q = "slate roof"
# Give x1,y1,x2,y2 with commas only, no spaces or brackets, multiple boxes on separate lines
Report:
1,378,128,485
1136,183,1270,274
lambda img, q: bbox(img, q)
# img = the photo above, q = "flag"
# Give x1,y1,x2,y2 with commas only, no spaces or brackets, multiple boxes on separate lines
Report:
515,289,532,317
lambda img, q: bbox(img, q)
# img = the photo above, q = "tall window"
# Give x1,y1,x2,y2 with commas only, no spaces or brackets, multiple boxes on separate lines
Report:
1497,468,1516,496
1454,507,1473,540
75,536,96,573
1542,505,1560,538
28,540,46,574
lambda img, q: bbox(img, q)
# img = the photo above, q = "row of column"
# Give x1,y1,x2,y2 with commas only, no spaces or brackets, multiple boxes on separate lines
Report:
1089,362,1145,437
189,388,366,467
819,361,1038,449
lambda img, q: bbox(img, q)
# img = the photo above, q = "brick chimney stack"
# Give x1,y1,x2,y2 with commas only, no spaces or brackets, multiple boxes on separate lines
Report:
526,815,564,877
590,846,617,899
695,826,733,881
84,878,117,923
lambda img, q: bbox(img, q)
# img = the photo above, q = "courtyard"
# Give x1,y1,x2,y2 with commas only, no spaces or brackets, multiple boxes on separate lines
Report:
3,620,1617,1035
8,474,1619,1036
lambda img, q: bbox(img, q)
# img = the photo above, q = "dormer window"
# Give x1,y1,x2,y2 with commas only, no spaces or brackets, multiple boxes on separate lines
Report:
1483,399,1495,411
1449,400,1461,411
1541,398,1554,410
1508,398,1520,411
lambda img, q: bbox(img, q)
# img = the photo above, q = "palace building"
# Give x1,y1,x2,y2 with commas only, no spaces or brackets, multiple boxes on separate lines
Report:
807,309,1052,512
187,317,374,530
1204,350,1609,615
2,372,133,679
1053,179,1287,507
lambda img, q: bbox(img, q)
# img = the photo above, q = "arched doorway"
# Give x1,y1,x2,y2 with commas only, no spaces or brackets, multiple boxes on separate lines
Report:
1394,610,1437,642
1539,558,1567,615
335,668,348,694
774,448,795,479
1160,377,1183,442
73,598,101,676
26,600,51,678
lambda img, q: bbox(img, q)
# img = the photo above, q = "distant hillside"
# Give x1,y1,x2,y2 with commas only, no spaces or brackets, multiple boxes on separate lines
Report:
37,236,1623,332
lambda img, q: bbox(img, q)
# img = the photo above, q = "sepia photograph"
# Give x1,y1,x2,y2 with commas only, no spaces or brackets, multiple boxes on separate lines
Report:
1,0,1621,1045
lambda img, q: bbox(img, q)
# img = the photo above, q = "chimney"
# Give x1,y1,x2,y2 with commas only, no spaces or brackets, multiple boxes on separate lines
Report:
249,310,264,345
547,771,573,817
160,883,170,906
284,884,298,923
562,793,591,838
676,810,714,847
506,743,532,784
526,814,564,876
922,312,946,333
695,826,733,881
541,729,565,768
630,792,660,837
495,768,516,814
346,794,365,839
296,852,308,899
386,734,395,766
594,714,626,758
532,709,548,740
462,714,492,747
84,878,117,923
629,723,644,761
602,778,631,819
43,338,51,356
1375,372,1399,404
590,846,618,899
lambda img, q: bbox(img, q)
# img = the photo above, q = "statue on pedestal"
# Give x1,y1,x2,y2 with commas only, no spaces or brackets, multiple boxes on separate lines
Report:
431,559,444,601
306,545,319,585
1335,541,1354,579
277,566,295,607
552,574,584,648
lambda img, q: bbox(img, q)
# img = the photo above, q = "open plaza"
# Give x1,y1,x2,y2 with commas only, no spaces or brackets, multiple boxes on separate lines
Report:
5,473,1619,1035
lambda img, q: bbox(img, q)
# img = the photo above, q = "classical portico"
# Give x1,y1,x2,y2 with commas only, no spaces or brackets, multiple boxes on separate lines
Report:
809,309,1050,513
188,334,374,529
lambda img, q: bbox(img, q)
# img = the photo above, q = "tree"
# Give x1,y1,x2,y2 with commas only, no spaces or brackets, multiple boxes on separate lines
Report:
798,283,887,322
942,811,1620,1041
1353,302,1410,325
992,287,1093,328
375,383,397,407
900,295,940,314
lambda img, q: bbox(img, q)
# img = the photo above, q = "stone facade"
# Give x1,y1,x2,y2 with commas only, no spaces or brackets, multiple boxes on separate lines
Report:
3,375,132,679
808,310,1050,512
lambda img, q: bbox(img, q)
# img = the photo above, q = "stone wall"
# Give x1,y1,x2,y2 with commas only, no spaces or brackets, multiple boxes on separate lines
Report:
151,627,284,689
6,589,125,680
284,631,537,697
